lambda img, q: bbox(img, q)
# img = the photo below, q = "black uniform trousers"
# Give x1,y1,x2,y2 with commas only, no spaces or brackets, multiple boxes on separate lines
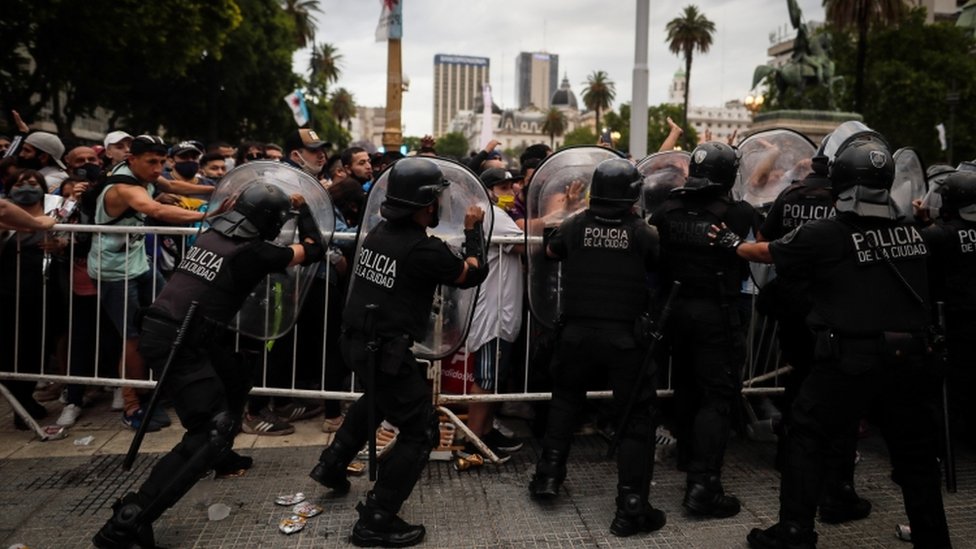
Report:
669,297,744,483
134,316,255,515
542,320,657,489
780,334,950,547
332,331,438,514
946,312,976,442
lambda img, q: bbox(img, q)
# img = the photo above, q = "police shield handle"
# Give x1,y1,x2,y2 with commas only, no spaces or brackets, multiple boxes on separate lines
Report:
606,281,682,459
123,302,200,472
364,303,380,482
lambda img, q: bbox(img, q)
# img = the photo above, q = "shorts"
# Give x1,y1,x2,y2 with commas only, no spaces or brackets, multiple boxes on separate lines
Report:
100,269,162,339
473,338,513,391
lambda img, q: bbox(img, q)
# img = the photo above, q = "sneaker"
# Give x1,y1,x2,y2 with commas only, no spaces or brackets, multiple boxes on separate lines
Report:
321,416,344,433
57,404,83,427
122,408,161,432
149,406,171,428
111,388,125,411
34,382,63,402
274,400,325,422
463,440,510,464
241,408,295,436
483,428,523,453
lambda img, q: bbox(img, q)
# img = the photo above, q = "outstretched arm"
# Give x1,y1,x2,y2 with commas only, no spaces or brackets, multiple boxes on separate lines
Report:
0,199,56,231
658,117,684,152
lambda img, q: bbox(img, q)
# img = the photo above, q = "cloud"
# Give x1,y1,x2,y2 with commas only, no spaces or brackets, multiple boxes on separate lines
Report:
301,0,826,136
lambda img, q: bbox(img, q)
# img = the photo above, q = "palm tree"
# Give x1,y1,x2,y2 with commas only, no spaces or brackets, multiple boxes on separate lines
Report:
309,42,343,94
542,107,567,148
282,0,321,48
665,5,716,131
331,88,356,129
581,71,616,138
823,0,905,113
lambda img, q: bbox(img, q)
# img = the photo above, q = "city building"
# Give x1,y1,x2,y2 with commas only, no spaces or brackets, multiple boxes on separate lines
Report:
349,105,387,152
667,71,751,144
516,52,559,110
432,54,490,138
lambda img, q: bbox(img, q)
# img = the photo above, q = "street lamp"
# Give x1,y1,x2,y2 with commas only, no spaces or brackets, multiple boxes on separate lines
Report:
744,93,765,115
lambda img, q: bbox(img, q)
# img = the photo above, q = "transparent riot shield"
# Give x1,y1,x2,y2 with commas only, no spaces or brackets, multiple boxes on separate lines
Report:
891,148,927,221
734,128,816,211
636,150,690,215
349,157,493,360
207,161,335,340
525,145,625,328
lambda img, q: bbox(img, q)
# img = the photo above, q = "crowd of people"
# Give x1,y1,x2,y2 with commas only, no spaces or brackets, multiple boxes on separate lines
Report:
0,111,972,549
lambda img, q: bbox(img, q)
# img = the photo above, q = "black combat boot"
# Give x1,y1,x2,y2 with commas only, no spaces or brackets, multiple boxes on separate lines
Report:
309,439,355,494
350,495,425,548
608,487,666,537
746,521,817,549
683,475,741,518
528,448,567,500
819,481,872,524
91,493,156,549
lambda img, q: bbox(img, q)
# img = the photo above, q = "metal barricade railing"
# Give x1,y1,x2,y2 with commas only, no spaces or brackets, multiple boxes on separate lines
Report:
1,223,788,440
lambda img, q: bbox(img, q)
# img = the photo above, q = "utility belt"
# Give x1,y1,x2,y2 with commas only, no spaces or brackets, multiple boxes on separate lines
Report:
816,329,930,363
141,308,229,347
341,328,414,376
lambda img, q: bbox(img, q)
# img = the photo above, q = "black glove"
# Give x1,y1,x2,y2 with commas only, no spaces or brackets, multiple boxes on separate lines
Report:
711,224,743,250
463,222,486,267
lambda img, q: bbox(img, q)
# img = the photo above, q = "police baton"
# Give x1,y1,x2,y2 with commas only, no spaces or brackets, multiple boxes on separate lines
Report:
123,302,199,472
937,301,957,493
364,303,380,481
607,281,681,459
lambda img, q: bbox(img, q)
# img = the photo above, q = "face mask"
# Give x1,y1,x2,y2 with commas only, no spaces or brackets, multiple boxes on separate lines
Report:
297,156,324,177
496,194,515,210
10,185,44,205
75,163,101,183
174,161,199,179
223,157,236,171
17,156,41,170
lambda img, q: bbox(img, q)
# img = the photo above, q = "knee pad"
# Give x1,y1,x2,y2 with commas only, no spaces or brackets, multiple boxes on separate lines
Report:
702,388,733,417
208,410,237,453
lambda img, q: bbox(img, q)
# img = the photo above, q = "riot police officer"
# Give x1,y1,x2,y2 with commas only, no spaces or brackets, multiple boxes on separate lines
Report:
528,158,666,537
648,141,757,518
923,170,976,442
758,144,870,523
714,137,951,548
308,157,488,548
93,183,326,549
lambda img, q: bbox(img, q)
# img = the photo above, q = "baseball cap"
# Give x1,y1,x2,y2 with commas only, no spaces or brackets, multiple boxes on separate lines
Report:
130,135,168,156
24,131,66,169
284,128,331,154
104,130,133,148
480,167,518,188
170,141,203,157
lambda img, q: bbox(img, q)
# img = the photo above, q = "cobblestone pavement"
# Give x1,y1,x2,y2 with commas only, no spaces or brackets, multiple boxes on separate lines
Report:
1,393,974,548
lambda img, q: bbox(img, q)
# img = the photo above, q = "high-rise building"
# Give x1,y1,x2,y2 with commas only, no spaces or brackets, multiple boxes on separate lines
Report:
432,54,490,137
516,52,559,110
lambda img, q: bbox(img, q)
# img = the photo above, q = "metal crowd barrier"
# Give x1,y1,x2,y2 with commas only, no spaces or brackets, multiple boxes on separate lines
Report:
1,224,788,442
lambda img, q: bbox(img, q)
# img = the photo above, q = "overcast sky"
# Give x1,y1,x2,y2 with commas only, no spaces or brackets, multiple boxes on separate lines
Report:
295,0,826,136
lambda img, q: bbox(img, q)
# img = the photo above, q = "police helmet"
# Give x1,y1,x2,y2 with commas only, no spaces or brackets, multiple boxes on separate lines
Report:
938,171,976,219
381,157,449,220
828,139,895,196
688,141,740,190
211,182,291,240
590,158,641,204
810,133,831,176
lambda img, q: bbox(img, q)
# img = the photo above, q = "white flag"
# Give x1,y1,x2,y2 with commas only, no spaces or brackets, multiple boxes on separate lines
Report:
283,90,309,127
376,0,403,42
479,83,494,150
936,123,947,151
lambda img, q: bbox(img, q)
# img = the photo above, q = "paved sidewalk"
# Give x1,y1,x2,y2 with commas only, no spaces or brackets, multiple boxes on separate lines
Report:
1,393,974,548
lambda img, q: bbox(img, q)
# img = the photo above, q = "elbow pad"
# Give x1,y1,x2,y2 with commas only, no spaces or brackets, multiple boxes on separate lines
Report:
296,203,324,247
300,241,326,265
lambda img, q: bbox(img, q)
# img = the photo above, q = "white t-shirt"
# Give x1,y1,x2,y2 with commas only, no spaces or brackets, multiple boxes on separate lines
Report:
466,205,524,351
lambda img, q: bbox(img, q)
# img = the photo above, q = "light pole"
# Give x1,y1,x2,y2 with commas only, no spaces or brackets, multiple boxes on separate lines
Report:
744,93,765,115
